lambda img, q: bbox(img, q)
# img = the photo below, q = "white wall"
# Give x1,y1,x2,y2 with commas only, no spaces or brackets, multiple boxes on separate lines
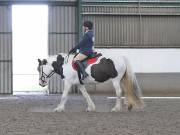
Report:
97,49,180,73
88,49,180,96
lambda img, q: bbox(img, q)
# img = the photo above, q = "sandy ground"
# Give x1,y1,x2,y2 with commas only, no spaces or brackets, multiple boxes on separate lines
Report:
0,94,180,135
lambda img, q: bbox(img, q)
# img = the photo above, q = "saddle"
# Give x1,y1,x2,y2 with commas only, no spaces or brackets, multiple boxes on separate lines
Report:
72,52,102,71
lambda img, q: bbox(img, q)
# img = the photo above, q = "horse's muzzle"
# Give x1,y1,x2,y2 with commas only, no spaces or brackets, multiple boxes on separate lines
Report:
39,82,46,87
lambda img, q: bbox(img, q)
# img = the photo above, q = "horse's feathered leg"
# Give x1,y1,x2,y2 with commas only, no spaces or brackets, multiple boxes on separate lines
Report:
121,57,144,110
111,79,122,112
54,81,72,112
78,85,96,112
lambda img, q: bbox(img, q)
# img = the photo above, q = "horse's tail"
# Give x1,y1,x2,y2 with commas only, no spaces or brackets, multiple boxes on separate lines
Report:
121,56,144,110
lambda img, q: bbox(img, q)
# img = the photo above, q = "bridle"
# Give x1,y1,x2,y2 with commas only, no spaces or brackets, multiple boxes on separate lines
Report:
39,65,55,84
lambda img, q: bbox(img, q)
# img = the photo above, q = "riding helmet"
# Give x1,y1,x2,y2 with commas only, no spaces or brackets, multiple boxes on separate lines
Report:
83,21,93,30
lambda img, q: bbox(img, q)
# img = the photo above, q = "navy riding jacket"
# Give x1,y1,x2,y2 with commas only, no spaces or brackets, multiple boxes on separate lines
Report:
73,31,94,56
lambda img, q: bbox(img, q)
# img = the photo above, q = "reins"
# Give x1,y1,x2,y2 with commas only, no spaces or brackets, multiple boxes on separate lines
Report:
64,53,70,64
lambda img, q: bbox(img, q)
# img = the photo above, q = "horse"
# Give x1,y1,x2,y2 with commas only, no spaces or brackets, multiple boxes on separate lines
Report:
37,52,144,112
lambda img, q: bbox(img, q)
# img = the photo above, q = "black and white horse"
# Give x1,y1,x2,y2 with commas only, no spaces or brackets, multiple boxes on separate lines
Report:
37,53,143,112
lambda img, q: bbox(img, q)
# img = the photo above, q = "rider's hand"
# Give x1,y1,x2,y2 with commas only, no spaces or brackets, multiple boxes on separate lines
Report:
69,48,76,54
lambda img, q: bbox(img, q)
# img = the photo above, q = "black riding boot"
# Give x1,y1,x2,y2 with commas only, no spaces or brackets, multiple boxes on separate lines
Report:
76,67,83,84
75,60,88,81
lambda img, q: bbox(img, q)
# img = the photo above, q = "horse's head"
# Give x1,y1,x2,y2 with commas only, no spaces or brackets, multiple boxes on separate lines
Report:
37,54,65,87
37,58,54,87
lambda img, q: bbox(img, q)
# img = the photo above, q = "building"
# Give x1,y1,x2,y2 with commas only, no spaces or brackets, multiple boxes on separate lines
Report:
0,0,180,96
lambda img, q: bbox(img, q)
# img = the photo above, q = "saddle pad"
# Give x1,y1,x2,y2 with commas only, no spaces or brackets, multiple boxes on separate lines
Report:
72,57,99,71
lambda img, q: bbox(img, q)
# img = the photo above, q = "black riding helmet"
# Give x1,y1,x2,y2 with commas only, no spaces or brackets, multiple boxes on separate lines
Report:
83,21,93,30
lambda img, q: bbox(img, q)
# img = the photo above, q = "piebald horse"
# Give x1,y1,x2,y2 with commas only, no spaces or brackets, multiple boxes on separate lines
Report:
37,53,143,112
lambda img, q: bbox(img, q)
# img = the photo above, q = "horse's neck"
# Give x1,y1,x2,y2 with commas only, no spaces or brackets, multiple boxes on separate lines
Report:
64,54,74,67
62,55,77,82
47,55,57,65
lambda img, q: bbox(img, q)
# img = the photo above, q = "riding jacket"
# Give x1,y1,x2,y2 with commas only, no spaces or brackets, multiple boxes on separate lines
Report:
73,30,94,56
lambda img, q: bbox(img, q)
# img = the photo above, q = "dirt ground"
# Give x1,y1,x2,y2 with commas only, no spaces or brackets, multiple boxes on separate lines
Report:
0,94,180,135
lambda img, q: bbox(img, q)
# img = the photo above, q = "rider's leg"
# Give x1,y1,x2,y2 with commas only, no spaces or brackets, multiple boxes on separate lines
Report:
73,53,87,61
75,61,88,79
74,53,88,80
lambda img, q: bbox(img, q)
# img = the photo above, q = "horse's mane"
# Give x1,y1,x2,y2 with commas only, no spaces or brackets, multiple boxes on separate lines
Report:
47,53,73,65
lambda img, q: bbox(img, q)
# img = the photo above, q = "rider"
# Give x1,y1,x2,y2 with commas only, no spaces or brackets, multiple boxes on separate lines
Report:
69,21,94,82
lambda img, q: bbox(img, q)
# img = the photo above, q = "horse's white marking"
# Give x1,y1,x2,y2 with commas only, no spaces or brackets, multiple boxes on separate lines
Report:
111,78,123,112
54,81,71,112
78,85,96,112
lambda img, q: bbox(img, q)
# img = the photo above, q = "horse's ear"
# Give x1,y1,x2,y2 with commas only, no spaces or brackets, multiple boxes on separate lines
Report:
57,55,64,65
57,55,64,61
38,59,42,65
42,59,47,65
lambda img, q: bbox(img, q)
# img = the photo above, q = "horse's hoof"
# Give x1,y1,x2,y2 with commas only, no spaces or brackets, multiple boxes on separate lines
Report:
86,109,96,112
128,104,133,111
53,107,64,112
111,107,122,112
86,106,96,112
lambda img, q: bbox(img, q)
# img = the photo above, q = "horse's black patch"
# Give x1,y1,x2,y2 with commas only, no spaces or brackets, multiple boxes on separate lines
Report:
37,59,47,72
42,59,47,65
52,55,65,79
91,58,118,82
57,55,64,65
38,59,47,66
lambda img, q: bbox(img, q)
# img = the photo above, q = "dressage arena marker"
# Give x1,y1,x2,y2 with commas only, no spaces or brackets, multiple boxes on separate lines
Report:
107,97,180,99
0,96,19,100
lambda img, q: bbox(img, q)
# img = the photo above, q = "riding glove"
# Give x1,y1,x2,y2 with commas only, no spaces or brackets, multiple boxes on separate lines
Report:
69,48,76,54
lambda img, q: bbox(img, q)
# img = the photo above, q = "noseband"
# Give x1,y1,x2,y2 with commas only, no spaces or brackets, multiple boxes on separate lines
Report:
39,66,55,83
